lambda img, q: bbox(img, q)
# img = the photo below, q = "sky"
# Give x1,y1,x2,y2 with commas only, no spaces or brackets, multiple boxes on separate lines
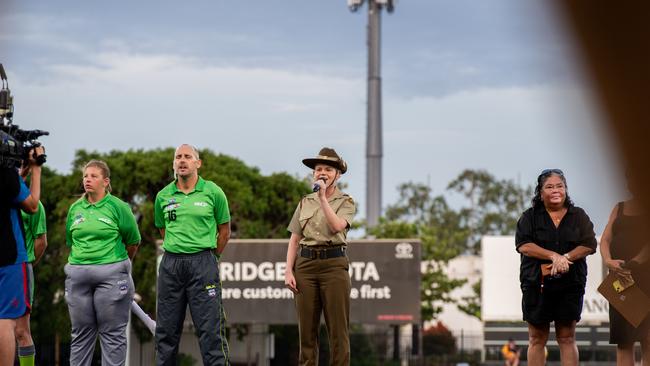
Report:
1,0,623,232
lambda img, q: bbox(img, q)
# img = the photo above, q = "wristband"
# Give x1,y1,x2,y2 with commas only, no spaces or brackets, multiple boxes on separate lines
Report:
563,253,571,261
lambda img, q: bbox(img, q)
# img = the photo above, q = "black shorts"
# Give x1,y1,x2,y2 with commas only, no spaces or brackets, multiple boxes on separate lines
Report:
522,286,584,324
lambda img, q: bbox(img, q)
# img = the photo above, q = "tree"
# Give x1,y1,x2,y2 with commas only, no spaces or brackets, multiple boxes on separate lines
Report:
447,169,531,253
422,322,457,356
371,169,530,321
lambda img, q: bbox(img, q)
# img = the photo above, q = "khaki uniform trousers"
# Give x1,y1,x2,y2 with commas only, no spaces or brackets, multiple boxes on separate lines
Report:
294,254,351,366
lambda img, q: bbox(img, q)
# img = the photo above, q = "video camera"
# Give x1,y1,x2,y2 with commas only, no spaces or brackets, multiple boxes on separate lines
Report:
1,63,49,169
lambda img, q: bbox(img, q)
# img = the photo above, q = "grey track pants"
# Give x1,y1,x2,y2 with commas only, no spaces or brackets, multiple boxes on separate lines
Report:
155,250,229,366
64,260,134,366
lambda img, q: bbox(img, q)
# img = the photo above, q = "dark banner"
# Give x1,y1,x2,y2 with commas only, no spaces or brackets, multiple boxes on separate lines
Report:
219,239,421,324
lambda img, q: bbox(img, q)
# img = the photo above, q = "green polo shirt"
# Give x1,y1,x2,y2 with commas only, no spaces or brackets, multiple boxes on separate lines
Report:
21,201,47,263
154,176,231,254
65,193,141,265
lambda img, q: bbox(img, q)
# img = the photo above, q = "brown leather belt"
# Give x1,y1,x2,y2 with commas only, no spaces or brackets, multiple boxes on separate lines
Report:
300,246,345,260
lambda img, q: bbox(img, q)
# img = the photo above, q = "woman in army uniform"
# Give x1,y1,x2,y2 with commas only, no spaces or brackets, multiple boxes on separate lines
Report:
284,147,356,366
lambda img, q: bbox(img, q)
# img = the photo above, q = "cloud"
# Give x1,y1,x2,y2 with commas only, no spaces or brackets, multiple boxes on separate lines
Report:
12,51,364,170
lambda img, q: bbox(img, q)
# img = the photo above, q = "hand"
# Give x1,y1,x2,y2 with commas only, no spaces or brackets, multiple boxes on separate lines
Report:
550,253,572,276
617,272,634,287
606,259,631,275
28,146,45,167
19,164,31,179
314,177,327,198
284,271,299,294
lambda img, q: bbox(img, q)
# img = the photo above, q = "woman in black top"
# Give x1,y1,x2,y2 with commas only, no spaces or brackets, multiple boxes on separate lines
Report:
600,172,650,366
515,169,597,366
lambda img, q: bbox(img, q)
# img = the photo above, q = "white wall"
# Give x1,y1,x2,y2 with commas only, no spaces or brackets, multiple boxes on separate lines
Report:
481,235,608,324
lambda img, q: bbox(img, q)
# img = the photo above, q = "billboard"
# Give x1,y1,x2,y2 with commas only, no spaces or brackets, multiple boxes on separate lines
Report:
219,239,421,324
481,236,608,323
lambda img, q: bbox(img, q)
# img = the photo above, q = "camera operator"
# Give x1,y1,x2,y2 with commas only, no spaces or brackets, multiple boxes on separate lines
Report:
0,145,44,365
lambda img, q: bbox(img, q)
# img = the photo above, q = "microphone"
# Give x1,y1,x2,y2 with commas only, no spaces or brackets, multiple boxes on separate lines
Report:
312,178,327,192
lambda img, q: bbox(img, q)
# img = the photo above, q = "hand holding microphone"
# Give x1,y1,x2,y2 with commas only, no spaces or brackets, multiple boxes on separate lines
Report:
312,177,327,192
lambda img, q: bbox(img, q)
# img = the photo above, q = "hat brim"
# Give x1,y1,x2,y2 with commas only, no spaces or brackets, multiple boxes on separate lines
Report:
302,158,347,174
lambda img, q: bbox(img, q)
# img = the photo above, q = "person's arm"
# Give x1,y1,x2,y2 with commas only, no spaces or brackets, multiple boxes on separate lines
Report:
568,206,599,263
119,201,141,261
516,210,571,276
215,222,231,255
33,234,48,265
153,193,166,241
284,232,302,293
126,245,138,260
599,205,616,264
19,146,45,213
629,246,649,265
517,242,572,276
317,188,348,233
516,243,556,261
564,246,598,262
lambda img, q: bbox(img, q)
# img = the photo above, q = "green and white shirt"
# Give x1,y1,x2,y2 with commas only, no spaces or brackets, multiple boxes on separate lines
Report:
66,193,141,265
21,201,47,263
154,176,230,254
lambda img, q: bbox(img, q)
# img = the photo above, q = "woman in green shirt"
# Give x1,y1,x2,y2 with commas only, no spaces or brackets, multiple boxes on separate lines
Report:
64,160,141,366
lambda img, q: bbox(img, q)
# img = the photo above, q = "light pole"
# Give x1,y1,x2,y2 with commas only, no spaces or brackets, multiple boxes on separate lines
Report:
348,0,394,229
348,3,403,363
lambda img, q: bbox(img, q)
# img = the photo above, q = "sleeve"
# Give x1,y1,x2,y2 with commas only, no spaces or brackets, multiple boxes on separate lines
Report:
213,187,231,225
154,193,165,228
287,201,302,235
577,208,597,252
515,209,534,251
337,196,356,227
31,201,47,236
2,169,29,203
14,178,30,203
65,206,74,247
118,202,141,246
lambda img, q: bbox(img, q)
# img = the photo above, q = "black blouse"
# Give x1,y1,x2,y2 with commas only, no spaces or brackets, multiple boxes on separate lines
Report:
515,205,597,289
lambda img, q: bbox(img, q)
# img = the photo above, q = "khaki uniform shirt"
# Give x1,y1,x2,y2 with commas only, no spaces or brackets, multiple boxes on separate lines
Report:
287,188,356,246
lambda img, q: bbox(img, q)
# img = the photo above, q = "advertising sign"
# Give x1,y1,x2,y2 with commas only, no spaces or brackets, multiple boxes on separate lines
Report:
219,239,421,324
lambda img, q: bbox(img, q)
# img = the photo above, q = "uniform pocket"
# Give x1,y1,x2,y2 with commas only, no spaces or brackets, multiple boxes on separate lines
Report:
299,207,318,236
112,264,135,301
122,259,132,275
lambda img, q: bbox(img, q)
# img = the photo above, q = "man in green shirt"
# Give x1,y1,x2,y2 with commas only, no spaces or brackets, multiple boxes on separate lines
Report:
154,144,231,366
16,169,48,366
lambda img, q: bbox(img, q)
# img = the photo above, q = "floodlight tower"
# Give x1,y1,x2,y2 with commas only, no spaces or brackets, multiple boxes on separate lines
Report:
348,0,394,228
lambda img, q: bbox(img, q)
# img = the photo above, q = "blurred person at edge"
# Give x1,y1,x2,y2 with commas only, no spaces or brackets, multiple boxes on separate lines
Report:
64,160,141,366
284,147,356,366
515,169,597,366
0,146,44,366
600,169,650,366
14,164,48,366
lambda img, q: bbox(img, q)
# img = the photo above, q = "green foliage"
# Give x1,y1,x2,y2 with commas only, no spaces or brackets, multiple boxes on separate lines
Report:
350,331,379,366
447,169,531,253
456,279,482,320
371,169,530,322
32,148,309,345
